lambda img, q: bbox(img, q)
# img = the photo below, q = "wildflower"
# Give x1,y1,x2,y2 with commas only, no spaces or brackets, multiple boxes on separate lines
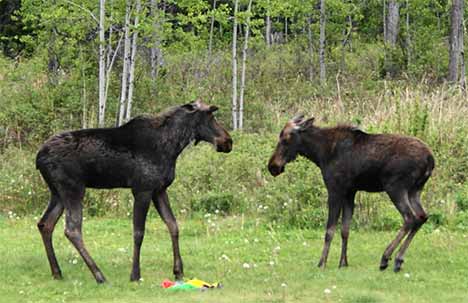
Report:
242,263,250,269
324,288,331,294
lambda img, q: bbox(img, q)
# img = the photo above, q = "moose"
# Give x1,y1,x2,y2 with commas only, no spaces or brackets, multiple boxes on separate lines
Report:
36,100,232,283
268,115,434,272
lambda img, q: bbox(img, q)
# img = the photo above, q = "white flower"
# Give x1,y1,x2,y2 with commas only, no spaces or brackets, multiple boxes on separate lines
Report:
243,263,250,269
220,254,230,261
281,283,287,288
332,285,337,289
324,288,331,294
274,246,281,252
404,273,410,278
72,259,78,264
254,238,259,243
269,261,275,266
253,263,257,268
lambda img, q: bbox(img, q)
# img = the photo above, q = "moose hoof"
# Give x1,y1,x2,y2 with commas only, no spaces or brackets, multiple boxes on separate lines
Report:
95,272,107,284
130,273,141,282
394,258,404,272
52,272,63,280
339,261,348,268
379,257,389,271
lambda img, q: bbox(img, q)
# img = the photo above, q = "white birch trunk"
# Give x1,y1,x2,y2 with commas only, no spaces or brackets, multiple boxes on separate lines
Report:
307,16,314,82
319,0,326,84
239,0,252,130
231,0,239,130
386,0,400,47
208,0,217,56
125,0,141,122
150,0,162,82
118,0,131,126
449,0,464,82
406,0,411,68
98,0,106,127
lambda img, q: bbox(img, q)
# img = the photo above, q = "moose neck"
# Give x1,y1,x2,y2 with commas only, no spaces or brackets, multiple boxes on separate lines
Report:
299,127,332,168
156,115,197,161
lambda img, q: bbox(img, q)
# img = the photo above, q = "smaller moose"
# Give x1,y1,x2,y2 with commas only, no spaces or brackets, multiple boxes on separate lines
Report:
268,116,434,272
36,100,232,283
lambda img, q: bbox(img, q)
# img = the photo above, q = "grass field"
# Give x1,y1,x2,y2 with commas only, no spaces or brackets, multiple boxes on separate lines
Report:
1,214,468,303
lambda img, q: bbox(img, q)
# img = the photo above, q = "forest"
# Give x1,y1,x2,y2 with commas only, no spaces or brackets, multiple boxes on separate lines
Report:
0,1,468,301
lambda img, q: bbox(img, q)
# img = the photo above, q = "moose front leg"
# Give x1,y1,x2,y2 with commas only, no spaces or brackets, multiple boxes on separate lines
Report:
153,189,184,281
318,193,342,268
130,190,152,281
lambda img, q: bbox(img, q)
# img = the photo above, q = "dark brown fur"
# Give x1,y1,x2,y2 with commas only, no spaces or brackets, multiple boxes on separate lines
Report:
36,100,232,283
268,116,434,272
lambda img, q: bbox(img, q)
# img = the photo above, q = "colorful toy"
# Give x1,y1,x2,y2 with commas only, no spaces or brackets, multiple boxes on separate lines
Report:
162,278,222,291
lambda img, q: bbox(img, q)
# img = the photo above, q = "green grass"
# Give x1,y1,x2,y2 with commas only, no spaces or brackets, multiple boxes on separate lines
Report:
1,215,468,303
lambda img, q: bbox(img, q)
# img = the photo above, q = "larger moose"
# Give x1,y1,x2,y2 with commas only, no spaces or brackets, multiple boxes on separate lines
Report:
268,116,434,272
36,100,232,283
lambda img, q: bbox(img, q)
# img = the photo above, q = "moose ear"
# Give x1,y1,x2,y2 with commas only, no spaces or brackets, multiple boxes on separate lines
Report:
208,105,219,113
297,117,315,130
182,103,198,113
291,114,305,124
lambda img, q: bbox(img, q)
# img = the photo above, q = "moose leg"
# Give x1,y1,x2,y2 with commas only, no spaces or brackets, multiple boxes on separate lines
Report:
339,194,355,268
63,190,106,283
37,194,64,279
130,190,152,281
393,190,428,272
380,189,415,271
153,190,183,281
318,193,342,268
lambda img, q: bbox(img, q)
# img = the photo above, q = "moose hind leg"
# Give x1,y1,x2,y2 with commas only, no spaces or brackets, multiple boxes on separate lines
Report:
63,190,106,283
380,188,415,271
339,197,355,268
318,193,342,268
153,190,183,281
393,190,428,272
37,194,64,279
130,190,152,282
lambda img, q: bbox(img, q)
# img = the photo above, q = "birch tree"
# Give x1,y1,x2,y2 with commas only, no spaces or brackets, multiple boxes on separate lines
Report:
448,0,465,84
319,0,326,84
238,0,253,130
150,0,163,83
208,0,217,56
125,0,141,122
385,0,399,47
118,0,131,126
98,0,106,127
231,0,239,130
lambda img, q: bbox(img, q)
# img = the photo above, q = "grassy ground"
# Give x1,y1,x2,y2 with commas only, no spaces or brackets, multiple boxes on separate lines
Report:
1,215,467,303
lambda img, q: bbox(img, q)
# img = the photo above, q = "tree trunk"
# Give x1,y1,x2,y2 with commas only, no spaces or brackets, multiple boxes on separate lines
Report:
125,0,141,122
265,9,271,47
406,0,411,68
459,19,466,88
319,0,326,84
208,0,217,56
307,16,314,82
231,0,239,130
449,0,464,82
385,0,400,47
118,0,131,126
239,0,253,130
98,0,106,127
